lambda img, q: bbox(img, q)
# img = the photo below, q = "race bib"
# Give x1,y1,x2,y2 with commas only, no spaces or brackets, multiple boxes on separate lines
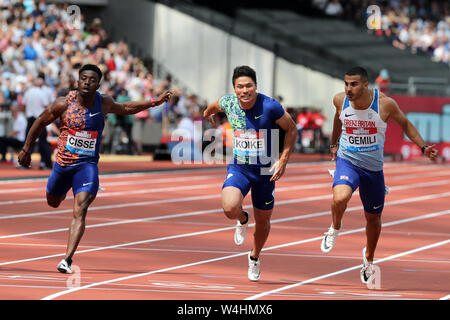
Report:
345,126,379,152
233,130,265,157
65,129,98,156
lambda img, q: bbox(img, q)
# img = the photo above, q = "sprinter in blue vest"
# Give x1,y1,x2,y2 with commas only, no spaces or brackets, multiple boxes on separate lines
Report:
320,66,438,285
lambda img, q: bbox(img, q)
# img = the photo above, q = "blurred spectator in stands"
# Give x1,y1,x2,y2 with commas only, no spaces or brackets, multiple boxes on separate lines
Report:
56,75,76,97
158,74,172,94
0,90,4,110
107,88,135,154
170,87,187,116
0,0,211,157
0,105,27,164
168,113,202,162
433,40,449,64
310,0,450,65
23,37,38,74
185,94,200,116
312,0,328,12
133,109,148,156
295,107,311,153
1,77,14,109
310,108,326,151
376,68,391,93
218,113,233,156
310,109,326,128
116,88,135,153
415,24,435,54
38,72,55,105
398,24,413,46
132,88,156,155
384,27,407,50
165,93,180,122
22,77,52,169
343,0,363,24
325,0,344,18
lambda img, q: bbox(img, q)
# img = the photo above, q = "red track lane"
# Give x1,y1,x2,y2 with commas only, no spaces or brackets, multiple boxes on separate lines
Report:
0,161,449,300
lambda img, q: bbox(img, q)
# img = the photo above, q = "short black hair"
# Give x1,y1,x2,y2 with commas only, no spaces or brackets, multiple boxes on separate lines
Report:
232,65,257,86
79,64,102,82
345,66,368,82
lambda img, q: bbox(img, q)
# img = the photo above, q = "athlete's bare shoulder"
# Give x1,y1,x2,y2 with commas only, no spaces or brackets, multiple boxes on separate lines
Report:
378,91,399,121
333,92,346,110
51,96,69,114
378,91,396,105
100,93,116,112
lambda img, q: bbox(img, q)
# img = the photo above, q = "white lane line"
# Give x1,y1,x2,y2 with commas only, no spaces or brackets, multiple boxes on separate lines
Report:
0,161,335,185
2,194,449,267
0,175,224,197
0,183,220,206
1,167,448,207
0,194,321,239
1,183,449,240
0,194,220,220
0,187,42,194
246,239,450,300
1,166,448,220
0,167,228,185
1,242,448,266
0,161,444,188
439,294,450,300
40,212,450,300
0,163,446,194
0,180,334,220
0,172,331,206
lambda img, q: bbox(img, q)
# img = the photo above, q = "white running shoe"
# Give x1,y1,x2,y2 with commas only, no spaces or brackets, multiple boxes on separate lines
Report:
321,224,341,253
248,251,260,281
234,211,249,246
360,247,374,284
57,258,72,274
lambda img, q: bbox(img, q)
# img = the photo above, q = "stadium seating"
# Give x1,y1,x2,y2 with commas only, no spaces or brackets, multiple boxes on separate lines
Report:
164,1,450,94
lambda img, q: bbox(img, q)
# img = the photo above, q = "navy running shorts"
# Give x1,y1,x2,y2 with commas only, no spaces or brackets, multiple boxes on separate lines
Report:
47,162,99,198
222,163,275,210
333,156,385,214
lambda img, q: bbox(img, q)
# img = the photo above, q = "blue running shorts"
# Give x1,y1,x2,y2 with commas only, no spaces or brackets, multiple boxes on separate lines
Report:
222,163,275,210
47,162,99,197
333,157,385,214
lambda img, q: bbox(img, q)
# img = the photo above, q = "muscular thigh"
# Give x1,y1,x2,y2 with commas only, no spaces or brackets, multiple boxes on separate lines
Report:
46,162,73,197
359,169,385,214
332,157,360,192
222,164,251,199
250,175,275,211
72,163,99,197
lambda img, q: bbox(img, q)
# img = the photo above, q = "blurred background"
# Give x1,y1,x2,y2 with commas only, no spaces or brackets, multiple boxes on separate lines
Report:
0,0,449,172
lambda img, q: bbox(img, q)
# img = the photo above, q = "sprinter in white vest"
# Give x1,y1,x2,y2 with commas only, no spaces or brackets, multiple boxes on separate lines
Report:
320,66,438,285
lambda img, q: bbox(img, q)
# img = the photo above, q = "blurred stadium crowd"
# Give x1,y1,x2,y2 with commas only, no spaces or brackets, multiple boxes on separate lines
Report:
0,0,206,167
313,0,450,64
0,0,447,168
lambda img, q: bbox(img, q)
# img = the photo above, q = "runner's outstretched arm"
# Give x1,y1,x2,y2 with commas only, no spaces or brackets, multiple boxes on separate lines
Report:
385,97,438,160
103,90,172,115
203,101,223,126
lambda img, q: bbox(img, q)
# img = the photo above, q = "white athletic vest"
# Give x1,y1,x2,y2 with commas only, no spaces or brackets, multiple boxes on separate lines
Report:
337,89,387,171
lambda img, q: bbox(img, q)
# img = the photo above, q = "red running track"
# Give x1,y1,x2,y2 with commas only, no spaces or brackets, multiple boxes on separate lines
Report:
0,161,449,300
